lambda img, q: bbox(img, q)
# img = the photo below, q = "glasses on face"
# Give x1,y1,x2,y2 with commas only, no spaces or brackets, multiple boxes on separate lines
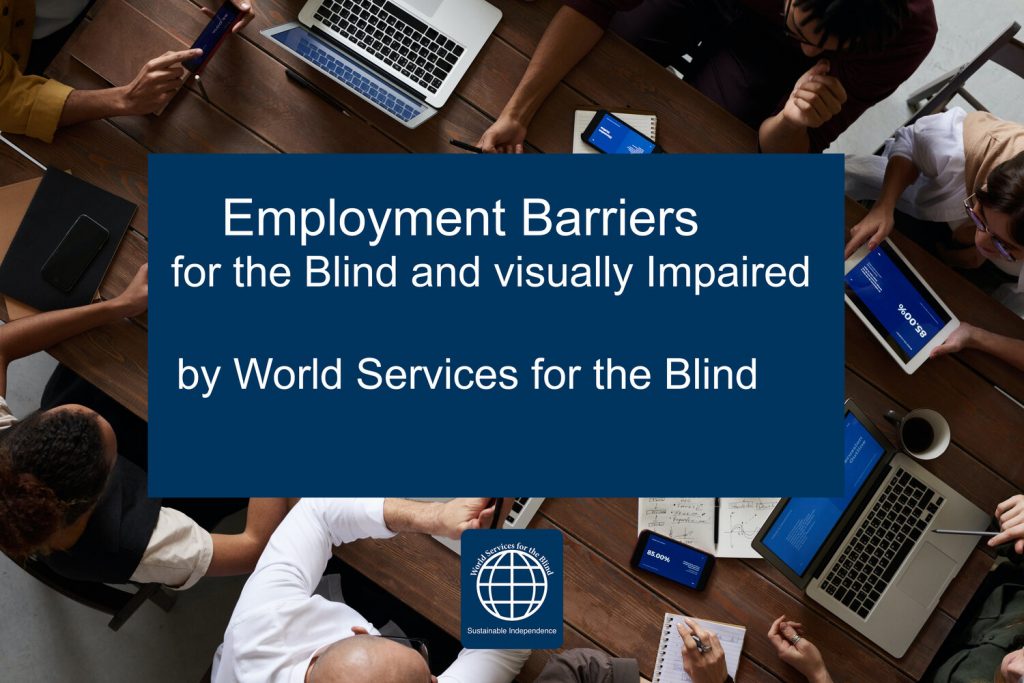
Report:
965,194,1017,263
781,0,822,48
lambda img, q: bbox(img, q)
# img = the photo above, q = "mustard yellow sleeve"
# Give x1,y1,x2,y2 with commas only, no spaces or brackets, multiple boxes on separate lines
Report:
0,50,73,143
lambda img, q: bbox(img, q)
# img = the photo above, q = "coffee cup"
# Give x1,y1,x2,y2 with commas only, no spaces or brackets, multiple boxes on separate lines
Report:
884,408,950,460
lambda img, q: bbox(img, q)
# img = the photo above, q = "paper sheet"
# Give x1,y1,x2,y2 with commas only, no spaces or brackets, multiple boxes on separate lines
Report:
638,498,716,554
638,497,779,557
653,613,745,683
717,498,780,558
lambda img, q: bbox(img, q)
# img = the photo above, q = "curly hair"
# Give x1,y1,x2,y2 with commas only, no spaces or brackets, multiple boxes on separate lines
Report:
792,0,909,53
0,409,110,558
977,151,1024,246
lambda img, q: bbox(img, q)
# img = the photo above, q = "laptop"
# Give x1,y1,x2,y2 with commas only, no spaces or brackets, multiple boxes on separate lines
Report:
752,400,988,657
262,0,501,128
413,498,546,554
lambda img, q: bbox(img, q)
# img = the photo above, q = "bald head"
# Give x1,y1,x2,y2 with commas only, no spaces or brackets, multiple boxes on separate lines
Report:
307,635,433,683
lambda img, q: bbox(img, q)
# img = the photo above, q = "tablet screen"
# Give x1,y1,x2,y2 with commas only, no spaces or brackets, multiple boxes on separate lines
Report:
844,243,951,362
760,411,887,575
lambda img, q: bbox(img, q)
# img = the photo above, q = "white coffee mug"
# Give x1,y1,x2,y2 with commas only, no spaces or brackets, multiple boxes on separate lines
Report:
884,408,951,460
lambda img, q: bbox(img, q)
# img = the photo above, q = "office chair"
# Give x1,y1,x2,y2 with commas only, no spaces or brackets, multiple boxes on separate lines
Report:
905,22,1022,124
20,558,177,631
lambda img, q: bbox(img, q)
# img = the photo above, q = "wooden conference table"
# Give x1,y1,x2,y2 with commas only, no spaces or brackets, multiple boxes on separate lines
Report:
0,0,1021,679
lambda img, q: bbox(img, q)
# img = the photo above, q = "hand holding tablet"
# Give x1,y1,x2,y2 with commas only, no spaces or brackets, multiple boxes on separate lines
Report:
844,239,960,374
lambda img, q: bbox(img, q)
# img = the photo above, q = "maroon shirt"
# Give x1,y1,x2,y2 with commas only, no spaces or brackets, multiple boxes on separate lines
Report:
565,0,937,151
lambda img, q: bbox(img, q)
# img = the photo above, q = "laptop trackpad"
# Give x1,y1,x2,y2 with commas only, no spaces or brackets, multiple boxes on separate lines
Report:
403,0,443,18
895,543,957,607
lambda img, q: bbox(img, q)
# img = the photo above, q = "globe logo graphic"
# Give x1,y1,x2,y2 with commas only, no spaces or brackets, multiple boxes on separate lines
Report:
476,549,548,622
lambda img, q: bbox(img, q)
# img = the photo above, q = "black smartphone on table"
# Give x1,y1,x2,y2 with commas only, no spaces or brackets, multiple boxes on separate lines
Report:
184,1,244,73
580,110,664,154
40,215,110,293
631,529,715,590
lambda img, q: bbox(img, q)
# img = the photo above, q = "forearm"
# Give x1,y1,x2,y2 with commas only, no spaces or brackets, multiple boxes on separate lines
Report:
502,6,603,125
874,156,920,212
967,328,1024,371
205,498,291,576
383,498,445,536
0,298,131,366
758,111,811,154
807,672,833,683
59,87,127,127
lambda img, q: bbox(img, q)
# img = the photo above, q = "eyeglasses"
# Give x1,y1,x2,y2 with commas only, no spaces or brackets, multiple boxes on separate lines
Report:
781,0,823,48
308,635,431,682
964,194,1017,263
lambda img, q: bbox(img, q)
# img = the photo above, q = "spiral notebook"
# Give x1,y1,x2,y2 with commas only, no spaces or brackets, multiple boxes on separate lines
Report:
572,110,657,154
653,613,745,683
639,498,779,558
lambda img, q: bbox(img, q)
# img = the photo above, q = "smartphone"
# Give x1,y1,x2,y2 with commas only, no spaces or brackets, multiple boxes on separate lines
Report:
631,529,715,590
183,1,244,73
41,215,110,293
580,110,664,154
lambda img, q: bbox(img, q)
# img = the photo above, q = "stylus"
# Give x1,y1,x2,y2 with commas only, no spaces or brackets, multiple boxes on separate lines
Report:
0,133,46,171
285,68,352,117
931,529,999,536
448,138,483,154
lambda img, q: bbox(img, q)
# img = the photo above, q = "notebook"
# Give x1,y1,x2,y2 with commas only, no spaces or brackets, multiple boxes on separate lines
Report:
653,613,745,683
0,169,136,311
638,498,779,558
572,110,657,154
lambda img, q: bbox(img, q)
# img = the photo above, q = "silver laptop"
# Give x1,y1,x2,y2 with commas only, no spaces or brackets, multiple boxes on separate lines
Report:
752,400,988,657
262,0,501,128
413,498,546,554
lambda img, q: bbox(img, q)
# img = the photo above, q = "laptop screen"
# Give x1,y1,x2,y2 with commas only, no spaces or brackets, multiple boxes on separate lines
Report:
760,412,887,575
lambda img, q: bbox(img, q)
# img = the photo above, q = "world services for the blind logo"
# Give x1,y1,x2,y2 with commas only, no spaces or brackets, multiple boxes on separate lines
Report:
461,529,563,649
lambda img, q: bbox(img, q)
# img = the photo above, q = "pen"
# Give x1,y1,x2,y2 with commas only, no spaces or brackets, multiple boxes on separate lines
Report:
0,133,47,171
448,138,483,154
931,529,999,537
285,68,352,117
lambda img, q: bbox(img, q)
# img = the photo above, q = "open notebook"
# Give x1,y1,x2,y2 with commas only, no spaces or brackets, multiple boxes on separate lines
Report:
638,498,779,558
653,613,745,683
572,110,657,154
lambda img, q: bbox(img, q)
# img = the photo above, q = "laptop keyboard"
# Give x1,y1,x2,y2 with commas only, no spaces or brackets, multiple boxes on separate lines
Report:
294,33,422,122
505,497,533,527
314,0,465,94
820,468,944,620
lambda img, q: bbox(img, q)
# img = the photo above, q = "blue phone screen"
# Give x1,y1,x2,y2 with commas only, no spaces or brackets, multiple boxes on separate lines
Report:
586,113,657,154
636,533,710,588
185,2,241,72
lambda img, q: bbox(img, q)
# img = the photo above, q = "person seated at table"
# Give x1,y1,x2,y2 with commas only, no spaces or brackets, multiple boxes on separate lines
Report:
212,497,530,683
1,0,255,143
0,264,290,589
845,110,1024,370
475,0,935,154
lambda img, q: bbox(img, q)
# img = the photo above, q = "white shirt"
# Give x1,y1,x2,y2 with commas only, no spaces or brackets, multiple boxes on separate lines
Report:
0,397,213,589
846,107,1024,291
211,498,530,683
33,0,91,39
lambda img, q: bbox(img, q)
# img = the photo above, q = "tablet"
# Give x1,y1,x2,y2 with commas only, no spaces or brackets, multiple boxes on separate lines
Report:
844,239,959,374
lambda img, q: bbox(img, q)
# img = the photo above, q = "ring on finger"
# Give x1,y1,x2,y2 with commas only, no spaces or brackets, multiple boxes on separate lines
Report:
789,634,802,645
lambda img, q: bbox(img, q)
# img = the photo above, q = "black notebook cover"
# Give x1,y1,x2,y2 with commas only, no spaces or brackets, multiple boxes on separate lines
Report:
0,169,137,311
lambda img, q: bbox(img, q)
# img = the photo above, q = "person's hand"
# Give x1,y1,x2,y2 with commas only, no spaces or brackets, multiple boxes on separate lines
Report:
116,50,201,116
475,113,527,153
435,498,497,539
202,1,256,33
780,60,847,131
845,204,895,258
930,322,978,360
115,264,148,317
1000,647,1024,683
768,616,831,683
989,495,1024,555
678,618,729,683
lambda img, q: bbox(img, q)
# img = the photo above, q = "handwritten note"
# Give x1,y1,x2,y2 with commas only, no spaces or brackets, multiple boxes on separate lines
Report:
638,498,779,558
652,613,745,683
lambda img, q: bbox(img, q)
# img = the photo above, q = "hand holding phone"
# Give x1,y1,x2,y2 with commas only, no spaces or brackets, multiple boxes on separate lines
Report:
631,529,715,590
581,110,663,154
185,1,246,73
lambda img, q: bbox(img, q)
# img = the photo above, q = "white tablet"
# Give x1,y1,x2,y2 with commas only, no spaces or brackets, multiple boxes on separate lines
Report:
844,239,959,374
